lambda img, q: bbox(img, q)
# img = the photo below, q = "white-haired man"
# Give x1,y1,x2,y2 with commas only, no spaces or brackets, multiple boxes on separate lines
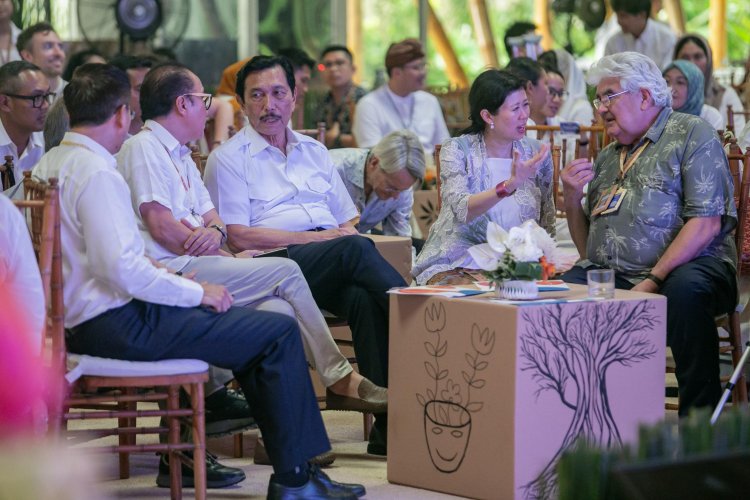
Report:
330,129,425,246
561,51,737,417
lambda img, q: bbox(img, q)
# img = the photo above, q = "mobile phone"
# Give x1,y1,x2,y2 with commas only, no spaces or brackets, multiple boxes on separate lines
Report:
254,247,289,258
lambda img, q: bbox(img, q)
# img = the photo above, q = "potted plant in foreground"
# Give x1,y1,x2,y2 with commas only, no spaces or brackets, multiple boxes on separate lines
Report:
468,220,557,299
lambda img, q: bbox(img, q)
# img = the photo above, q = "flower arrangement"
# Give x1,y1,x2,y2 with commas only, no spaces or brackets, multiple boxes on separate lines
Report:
467,220,557,285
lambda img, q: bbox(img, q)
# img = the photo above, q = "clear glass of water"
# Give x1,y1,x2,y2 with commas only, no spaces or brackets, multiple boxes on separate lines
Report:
587,269,615,299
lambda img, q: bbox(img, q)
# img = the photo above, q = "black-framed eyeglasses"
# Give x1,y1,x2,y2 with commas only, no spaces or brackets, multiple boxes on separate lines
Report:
4,92,55,108
592,89,630,109
548,89,569,99
181,92,212,110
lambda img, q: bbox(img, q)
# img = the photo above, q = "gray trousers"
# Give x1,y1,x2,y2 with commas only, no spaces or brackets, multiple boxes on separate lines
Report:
170,255,352,391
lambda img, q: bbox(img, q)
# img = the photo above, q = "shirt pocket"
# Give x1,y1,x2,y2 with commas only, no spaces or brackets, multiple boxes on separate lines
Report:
246,181,288,221
307,176,332,195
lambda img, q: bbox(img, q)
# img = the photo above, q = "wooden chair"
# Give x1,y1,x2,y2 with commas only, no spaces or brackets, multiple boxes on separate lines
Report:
726,105,750,133
295,121,326,144
526,123,609,159
17,173,210,500
190,148,208,178
665,145,750,411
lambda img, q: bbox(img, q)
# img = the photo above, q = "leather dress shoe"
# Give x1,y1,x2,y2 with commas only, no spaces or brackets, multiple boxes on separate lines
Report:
156,452,246,488
254,437,336,467
267,464,365,499
326,378,387,413
205,387,257,437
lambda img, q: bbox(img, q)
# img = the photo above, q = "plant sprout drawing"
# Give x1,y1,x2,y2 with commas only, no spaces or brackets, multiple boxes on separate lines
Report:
416,303,496,473
519,300,659,499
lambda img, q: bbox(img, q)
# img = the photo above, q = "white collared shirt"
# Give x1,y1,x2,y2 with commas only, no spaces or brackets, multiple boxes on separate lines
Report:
353,85,450,158
0,116,45,191
204,126,358,232
32,132,203,328
330,148,413,237
604,19,676,70
117,120,214,269
0,192,45,349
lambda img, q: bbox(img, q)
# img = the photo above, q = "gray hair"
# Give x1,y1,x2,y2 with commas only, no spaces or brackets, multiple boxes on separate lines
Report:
370,130,426,183
587,52,672,108
44,97,69,151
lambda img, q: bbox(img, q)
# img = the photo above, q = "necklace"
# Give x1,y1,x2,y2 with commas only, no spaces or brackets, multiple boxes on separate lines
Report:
385,89,414,129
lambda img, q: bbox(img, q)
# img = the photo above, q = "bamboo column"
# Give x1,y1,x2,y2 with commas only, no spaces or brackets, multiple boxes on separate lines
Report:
468,0,499,69
662,0,686,36
534,0,553,51
346,0,363,84
425,0,469,88
708,0,727,68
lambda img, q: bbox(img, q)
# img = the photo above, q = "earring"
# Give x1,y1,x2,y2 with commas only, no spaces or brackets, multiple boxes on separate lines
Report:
490,121,495,130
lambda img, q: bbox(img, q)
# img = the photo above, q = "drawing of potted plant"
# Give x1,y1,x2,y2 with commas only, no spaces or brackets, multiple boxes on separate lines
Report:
416,303,496,473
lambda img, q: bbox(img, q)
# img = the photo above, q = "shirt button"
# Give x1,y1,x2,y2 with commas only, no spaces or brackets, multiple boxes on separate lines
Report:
607,256,612,260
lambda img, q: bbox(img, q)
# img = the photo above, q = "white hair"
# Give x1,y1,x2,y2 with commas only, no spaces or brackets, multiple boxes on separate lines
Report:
587,52,672,108
371,129,426,182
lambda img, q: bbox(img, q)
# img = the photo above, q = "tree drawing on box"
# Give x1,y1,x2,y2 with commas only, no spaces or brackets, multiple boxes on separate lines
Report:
416,303,496,473
519,300,659,499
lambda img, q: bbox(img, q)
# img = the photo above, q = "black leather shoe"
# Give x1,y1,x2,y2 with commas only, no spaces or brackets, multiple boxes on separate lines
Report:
267,465,365,499
156,452,246,488
326,378,387,413
205,387,257,437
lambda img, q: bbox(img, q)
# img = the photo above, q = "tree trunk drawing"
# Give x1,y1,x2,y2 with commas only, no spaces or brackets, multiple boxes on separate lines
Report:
519,300,659,499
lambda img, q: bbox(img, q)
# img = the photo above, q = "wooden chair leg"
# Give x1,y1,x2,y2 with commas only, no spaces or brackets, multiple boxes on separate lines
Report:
167,386,182,500
190,382,207,500
118,388,136,479
233,433,244,458
729,312,748,405
363,413,373,440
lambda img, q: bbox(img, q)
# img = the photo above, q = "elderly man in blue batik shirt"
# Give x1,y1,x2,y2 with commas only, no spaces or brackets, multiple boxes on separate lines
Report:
560,51,737,418
329,129,425,249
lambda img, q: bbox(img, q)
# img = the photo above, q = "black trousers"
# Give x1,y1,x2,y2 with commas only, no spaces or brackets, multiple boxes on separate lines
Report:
68,299,330,472
562,256,737,416
289,235,407,443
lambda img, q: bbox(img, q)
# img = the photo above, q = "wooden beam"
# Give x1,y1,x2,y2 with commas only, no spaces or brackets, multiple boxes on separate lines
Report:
534,0,553,52
709,0,727,68
346,0,363,85
661,0,686,36
468,0,499,69
425,0,469,88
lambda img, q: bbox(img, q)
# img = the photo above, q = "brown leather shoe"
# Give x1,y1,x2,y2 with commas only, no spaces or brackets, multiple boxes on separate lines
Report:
326,378,387,414
253,438,336,467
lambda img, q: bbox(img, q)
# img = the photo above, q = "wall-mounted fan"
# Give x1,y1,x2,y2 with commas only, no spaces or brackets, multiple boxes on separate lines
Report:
77,0,190,54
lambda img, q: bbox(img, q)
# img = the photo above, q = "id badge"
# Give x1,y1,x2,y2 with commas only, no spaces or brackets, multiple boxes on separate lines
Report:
601,188,627,215
592,186,617,216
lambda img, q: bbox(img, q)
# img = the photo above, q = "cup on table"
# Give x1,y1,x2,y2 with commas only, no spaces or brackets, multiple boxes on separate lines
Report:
587,269,615,299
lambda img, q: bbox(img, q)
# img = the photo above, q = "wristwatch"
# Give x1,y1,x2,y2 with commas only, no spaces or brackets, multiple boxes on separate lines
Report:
210,224,227,244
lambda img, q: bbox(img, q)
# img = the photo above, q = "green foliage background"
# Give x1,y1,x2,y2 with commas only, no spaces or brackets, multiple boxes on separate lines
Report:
358,0,750,89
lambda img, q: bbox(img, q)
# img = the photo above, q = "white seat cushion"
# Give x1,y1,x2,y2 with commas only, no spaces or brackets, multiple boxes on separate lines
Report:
65,354,208,384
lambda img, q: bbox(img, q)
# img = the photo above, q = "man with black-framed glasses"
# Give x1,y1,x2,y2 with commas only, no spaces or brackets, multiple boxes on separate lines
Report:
0,60,49,194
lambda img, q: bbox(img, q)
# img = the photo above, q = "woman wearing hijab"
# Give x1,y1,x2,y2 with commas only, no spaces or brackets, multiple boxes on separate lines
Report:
674,33,743,130
663,59,723,129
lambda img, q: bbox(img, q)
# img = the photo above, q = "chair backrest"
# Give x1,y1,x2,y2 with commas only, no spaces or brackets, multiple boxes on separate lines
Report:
294,121,326,144
434,144,442,211
726,105,750,133
15,173,65,381
525,123,609,161
190,148,208,178
727,144,750,276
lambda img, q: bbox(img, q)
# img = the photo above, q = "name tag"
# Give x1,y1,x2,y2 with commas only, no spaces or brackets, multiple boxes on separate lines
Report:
601,188,627,215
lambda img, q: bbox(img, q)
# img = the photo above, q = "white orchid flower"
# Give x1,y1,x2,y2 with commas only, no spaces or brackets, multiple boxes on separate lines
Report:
486,222,509,254
467,243,503,271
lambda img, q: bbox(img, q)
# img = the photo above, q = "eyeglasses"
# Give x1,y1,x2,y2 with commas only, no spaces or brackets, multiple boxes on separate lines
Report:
548,89,568,99
592,89,630,109
4,92,55,108
180,92,212,110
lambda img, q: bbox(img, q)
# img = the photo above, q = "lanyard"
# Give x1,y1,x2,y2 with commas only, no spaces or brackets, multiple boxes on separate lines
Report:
143,126,191,193
618,139,650,181
385,90,414,130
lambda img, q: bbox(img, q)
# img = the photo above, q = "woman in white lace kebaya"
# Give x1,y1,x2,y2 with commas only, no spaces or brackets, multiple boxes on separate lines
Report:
412,69,555,285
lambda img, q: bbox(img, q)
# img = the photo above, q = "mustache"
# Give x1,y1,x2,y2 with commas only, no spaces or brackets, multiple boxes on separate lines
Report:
260,113,281,121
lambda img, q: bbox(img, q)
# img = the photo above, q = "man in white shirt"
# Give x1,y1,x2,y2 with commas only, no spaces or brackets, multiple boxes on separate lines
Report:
353,38,449,158
0,0,22,65
33,63,364,500
0,193,45,351
116,63,386,425
0,61,50,196
604,0,676,70
17,22,66,101
330,129,425,248
109,54,154,136
204,55,407,457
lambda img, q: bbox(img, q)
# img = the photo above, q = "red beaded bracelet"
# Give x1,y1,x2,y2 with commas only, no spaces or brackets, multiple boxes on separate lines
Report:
495,180,513,199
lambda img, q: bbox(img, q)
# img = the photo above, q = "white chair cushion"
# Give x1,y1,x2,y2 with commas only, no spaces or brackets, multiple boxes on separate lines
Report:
65,354,209,384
